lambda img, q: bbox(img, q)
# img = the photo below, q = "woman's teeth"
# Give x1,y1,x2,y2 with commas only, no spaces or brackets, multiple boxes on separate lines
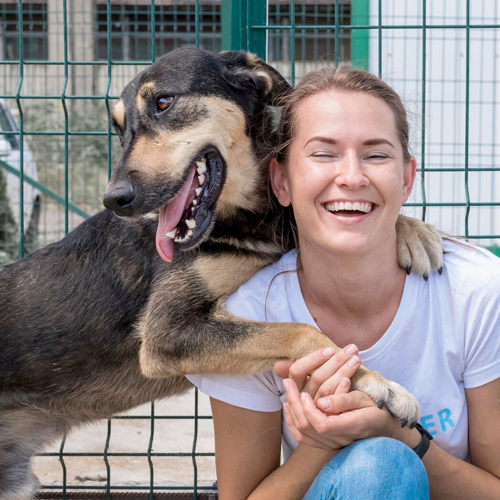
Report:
325,201,372,213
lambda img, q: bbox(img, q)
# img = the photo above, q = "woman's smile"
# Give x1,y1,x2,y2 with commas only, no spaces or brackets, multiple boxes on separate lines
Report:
323,200,376,224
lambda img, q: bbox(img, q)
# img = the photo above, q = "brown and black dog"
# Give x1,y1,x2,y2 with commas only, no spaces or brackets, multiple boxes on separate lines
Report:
0,48,442,500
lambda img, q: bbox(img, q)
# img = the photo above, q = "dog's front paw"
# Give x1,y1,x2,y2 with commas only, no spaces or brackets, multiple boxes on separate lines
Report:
396,214,443,279
352,368,420,426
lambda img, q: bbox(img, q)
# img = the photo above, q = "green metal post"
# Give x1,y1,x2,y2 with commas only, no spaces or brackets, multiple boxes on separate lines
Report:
351,0,369,70
16,0,24,258
221,0,266,59
221,0,245,51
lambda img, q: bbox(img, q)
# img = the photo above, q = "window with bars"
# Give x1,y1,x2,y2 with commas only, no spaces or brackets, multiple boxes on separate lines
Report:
0,0,48,61
95,2,223,61
268,1,351,62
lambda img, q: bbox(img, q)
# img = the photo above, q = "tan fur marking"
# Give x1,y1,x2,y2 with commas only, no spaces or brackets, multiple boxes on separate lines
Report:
194,253,272,299
177,317,337,376
255,70,273,95
112,100,125,130
246,52,259,66
136,81,155,114
128,96,263,215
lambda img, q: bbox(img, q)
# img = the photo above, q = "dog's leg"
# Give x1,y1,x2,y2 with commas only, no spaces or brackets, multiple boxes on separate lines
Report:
0,410,70,500
139,280,420,425
396,214,443,278
0,440,40,500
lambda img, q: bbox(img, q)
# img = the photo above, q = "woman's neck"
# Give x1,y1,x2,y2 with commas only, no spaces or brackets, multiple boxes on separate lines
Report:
296,242,407,350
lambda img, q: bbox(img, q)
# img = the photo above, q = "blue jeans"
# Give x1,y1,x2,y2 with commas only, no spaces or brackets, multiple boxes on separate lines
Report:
303,437,430,500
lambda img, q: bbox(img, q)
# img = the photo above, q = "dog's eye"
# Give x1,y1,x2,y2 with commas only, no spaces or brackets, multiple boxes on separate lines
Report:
156,96,174,112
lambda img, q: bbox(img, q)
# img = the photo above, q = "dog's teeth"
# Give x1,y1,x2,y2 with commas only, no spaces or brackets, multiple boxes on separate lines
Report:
186,219,196,229
196,162,207,175
187,229,193,237
198,174,205,185
195,187,203,197
165,229,177,239
192,199,198,206
191,207,196,213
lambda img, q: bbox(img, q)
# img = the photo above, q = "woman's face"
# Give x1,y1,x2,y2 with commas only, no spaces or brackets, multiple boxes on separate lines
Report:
270,89,416,259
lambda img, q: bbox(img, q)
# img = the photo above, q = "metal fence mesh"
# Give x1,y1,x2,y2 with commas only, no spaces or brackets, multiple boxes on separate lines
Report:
0,0,499,498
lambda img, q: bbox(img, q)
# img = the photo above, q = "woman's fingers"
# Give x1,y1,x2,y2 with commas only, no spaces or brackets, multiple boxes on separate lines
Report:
273,360,294,379
317,390,376,415
307,351,360,401
283,403,329,449
285,347,338,391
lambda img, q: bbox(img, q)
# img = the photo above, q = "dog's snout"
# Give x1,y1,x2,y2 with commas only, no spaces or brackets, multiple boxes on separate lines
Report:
103,181,136,215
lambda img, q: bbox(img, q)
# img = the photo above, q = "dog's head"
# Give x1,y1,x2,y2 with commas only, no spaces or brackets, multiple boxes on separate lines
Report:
103,48,289,262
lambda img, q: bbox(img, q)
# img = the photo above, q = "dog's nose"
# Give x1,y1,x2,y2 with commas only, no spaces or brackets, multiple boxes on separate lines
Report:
103,181,136,215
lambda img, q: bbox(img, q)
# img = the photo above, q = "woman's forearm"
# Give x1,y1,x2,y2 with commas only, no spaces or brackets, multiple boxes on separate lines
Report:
390,416,500,499
422,443,500,499
246,445,334,500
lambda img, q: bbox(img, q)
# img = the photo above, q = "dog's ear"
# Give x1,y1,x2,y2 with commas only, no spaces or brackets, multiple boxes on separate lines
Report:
218,51,291,106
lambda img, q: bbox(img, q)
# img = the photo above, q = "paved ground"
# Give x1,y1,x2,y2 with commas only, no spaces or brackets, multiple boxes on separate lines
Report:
33,390,217,491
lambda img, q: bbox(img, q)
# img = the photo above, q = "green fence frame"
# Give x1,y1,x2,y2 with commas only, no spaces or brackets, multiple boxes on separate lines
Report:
1,1,499,499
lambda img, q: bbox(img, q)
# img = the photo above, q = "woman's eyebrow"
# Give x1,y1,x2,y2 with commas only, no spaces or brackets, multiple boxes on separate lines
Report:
362,138,396,149
304,137,396,149
304,136,337,147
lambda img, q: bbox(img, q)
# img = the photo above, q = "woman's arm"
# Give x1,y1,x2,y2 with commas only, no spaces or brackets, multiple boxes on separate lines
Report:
211,346,361,500
210,398,333,500
422,378,500,499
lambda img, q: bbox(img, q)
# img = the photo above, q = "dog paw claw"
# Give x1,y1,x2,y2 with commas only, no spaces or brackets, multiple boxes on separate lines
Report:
353,372,420,426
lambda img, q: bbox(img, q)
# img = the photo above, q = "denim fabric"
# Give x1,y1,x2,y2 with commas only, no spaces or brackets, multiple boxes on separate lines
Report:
303,437,430,500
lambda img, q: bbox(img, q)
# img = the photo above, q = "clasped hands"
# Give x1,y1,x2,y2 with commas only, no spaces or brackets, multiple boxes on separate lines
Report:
273,345,399,453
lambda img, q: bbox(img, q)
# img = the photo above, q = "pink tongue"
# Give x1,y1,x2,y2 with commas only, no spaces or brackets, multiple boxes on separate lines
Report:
156,166,197,262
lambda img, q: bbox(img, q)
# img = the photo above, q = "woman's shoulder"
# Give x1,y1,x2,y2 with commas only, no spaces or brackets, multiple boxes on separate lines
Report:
441,237,500,295
224,249,301,323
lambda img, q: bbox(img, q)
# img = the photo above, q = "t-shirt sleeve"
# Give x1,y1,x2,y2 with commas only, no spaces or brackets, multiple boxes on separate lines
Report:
186,285,284,412
186,371,283,412
462,269,500,389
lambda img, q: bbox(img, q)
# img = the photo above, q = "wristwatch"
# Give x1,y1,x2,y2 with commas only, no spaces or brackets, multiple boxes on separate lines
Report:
411,422,433,459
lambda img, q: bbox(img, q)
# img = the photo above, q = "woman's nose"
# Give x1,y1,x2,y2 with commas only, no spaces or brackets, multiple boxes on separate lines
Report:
335,153,369,189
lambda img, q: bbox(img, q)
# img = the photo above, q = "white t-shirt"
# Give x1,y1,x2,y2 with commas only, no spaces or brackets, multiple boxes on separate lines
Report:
188,239,500,462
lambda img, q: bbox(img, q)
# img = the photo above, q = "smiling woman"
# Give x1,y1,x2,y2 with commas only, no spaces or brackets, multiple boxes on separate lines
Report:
188,65,500,500
269,88,416,267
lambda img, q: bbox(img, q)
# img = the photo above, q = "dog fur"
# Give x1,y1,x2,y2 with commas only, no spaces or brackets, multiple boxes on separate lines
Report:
0,48,443,499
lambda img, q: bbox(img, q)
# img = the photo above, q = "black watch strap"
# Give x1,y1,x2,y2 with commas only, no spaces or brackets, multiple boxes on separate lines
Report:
411,422,433,459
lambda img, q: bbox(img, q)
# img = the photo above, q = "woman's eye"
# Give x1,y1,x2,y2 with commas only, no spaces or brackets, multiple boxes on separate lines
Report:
156,96,174,112
367,153,388,160
312,152,335,158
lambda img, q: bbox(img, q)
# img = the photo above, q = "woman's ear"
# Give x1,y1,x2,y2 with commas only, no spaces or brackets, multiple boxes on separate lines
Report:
402,156,417,204
269,157,291,207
